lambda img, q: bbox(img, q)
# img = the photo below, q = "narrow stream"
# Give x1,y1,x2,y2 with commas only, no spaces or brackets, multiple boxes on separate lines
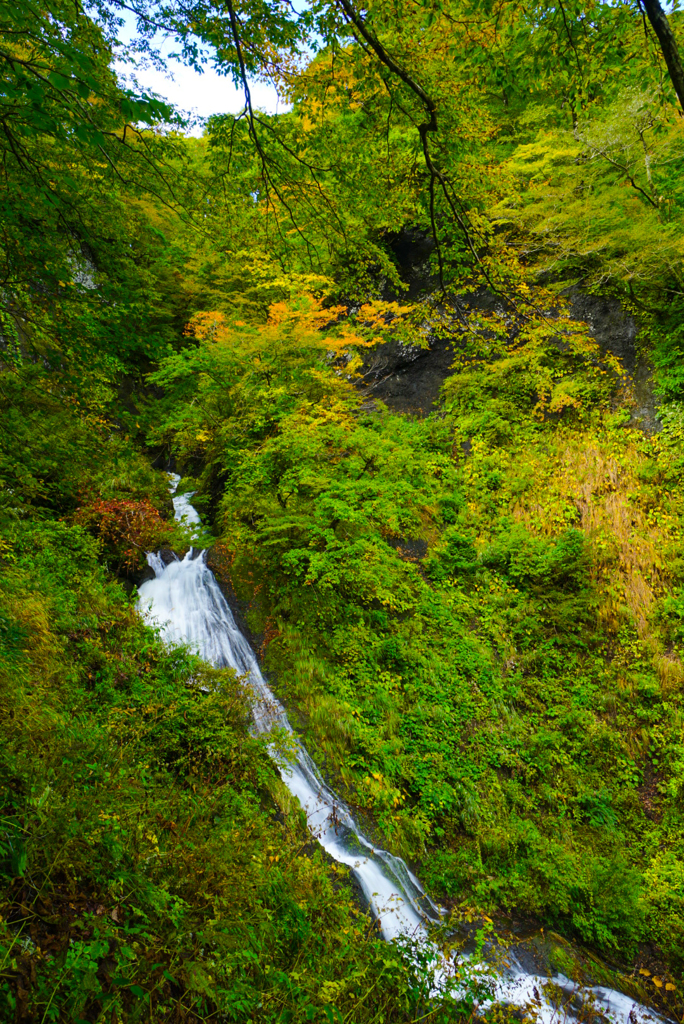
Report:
138,476,663,1024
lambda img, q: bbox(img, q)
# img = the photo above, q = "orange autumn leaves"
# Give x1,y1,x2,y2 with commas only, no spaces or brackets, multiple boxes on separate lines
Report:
74,498,169,571
183,294,420,371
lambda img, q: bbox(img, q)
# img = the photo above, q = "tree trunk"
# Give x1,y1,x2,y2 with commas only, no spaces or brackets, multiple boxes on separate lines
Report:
641,0,684,114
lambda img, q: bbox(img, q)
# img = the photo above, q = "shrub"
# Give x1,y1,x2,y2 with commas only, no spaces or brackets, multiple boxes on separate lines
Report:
74,497,172,570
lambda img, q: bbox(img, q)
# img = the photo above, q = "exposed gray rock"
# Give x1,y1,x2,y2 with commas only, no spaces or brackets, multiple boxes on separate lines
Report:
566,291,660,434
359,279,658,430
359,334,456,416
567,292,638,371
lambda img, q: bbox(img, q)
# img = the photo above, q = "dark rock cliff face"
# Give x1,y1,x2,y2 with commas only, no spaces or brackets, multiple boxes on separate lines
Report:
566,292,659,434
359,334,456,416
359,230,658,429
567,292,638,372
357,289,507,416
356,228,450,414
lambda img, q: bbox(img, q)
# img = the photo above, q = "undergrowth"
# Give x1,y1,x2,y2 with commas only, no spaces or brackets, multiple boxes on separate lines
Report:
158,297,684,1001
0,512,485,1022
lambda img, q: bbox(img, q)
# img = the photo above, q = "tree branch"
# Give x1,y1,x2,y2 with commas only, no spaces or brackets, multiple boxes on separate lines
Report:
224,0,320,266
639,0,684,114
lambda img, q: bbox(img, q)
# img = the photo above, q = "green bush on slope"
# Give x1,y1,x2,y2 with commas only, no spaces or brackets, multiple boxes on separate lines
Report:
152,298,684,975
0,515,472,1023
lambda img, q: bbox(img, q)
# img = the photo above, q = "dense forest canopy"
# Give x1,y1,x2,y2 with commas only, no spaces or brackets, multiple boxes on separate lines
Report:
4,0,684,1020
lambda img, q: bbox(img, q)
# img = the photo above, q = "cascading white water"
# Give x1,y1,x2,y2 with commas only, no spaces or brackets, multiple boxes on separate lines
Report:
141,480,435,940
137,476,663,1024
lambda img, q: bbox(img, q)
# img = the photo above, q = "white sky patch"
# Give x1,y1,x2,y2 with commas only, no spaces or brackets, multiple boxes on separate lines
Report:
113,11,288,136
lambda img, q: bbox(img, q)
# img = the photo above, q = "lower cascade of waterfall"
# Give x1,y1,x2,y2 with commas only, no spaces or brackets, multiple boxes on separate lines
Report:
137,476,663,1024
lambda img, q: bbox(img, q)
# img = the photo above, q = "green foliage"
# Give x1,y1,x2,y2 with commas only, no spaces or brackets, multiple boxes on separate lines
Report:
426,530,478,582
645,853,684,969
0,514,475,1022
0,359,173,529
651,299,684,403
493,86,684,292
0,0,194,371
7,0,684,1007
153,266,676,965
482,526,589,593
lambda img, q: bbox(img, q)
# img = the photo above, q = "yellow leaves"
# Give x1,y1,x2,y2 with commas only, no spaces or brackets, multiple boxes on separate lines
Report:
185,295,418,383
185,310,227,342
143,829,160,854
457,905,487,925
505,138,582,184
362,771,404,811
266,300,290,326
546,383,582,416
639,973,675,992
319,979,346,1002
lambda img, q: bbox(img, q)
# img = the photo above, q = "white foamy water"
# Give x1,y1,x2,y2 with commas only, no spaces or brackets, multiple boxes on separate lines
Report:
168,473,202,537
137,476,665,1024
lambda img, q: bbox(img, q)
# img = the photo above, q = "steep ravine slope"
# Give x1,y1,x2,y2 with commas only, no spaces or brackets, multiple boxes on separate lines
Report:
142,479,668,1023
161,281,684,1016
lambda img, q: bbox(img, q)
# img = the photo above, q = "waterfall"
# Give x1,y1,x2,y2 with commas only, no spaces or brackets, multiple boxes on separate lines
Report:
137,475,663,1024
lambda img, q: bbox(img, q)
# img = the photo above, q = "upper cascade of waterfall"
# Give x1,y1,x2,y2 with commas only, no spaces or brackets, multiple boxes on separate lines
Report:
168,472,202,538
136,475,665,1024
